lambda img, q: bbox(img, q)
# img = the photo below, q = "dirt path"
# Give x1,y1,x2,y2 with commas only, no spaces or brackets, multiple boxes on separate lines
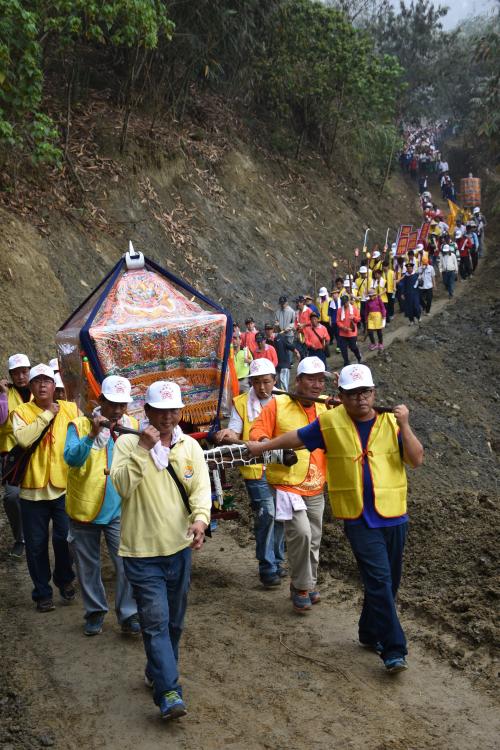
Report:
1,522,498,750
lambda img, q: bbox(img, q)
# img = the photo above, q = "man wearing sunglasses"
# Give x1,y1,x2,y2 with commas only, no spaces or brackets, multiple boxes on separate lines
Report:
246,363,423,674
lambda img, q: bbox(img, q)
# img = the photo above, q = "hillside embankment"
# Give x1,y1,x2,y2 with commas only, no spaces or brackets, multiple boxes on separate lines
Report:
0,109,498,750
0,101,421,362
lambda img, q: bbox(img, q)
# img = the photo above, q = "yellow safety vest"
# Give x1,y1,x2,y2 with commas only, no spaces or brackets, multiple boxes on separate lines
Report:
384,269,395,294
14,401,79,490
234,393,265,480
319,405,407,519
374,280,388,303
316,297,331,323
0,387,26,453
66,415,138,522
265,395,326,487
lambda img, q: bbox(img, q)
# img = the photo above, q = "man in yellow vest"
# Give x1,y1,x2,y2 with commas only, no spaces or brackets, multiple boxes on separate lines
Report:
64,375,140,636
12,364,79,612
214,358,285,588
0,353,32,557
246,363,423,673
250,356,328,614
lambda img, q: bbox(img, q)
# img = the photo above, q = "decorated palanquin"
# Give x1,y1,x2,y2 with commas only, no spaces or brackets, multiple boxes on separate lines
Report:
56,246,232,429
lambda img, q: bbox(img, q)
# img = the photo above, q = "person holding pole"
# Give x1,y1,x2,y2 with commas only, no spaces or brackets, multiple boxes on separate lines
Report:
246,363,423,674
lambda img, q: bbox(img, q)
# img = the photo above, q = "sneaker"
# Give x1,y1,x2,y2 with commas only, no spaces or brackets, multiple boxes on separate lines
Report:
384,656,408,673
309,590,321,605
378,343,384,351
9,541,25,558
60,583,76,602
36,598,55,613
84,613,105,636
144,670,154,689
359,640,383,655
121,613,141,635
260,574,281,589
159,691,187,720
368,344,377,351
276,567,288,579
290,585,311,613
336,347,341,354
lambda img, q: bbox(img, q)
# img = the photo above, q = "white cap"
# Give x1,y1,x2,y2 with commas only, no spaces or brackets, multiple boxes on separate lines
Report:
359,266,368,274
339,364,375,390
101,375,133,403
297,356,331,377
473,206,480,214
145,380,184,409
372,250,381,259
442,244,451,252
416,243,424,250
54,373,64,389
455,229,463,238
344,279,351,287
29,364,55,382
49,358,59,372
318,286,328,297
249,358,276,377
391,242,397,250
8,353,30,370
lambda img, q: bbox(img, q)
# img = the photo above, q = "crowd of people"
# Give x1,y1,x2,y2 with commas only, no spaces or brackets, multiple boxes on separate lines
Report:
0,141,486,723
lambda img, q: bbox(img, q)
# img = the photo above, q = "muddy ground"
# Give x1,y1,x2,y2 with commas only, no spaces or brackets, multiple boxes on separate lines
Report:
1,232,499,749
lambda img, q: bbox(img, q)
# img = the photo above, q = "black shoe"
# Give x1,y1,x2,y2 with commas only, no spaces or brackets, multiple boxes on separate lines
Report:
60,583,76,602
9,542,25,558
260,575,281,588
36,598,55,613
121,613,141,635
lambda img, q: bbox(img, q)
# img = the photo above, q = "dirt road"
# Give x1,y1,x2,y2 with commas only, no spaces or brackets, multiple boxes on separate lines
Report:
1,182,499,749
1,516,498,750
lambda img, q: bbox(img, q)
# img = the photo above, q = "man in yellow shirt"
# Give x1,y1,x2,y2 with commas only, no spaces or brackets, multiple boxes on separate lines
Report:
0,353,32,557
111,380,211,721
12,364,79,612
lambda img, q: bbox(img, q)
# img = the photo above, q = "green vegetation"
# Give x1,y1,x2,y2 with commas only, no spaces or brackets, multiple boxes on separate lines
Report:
0,0,497,178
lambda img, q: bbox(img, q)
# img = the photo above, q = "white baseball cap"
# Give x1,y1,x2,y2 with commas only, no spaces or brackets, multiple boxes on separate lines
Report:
101,375,133,404
297,356,331,377
145,380,184,409
372,250,381,259
473,207,480,214
359,266,368,274
391,242,397,250
8,353,30,370
49,358,59,372
54,373,64,389
339,364,375,390
29,364,55,382
416,243,424,250
455,229,463,238
318,286,328,296
249,358,276,377
442,244,451,253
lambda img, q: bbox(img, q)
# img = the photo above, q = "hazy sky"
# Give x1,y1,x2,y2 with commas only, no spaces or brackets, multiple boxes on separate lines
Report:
439,0,497,28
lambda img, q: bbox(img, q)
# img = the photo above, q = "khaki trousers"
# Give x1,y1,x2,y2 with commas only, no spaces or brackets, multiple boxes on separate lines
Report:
284,493,324,591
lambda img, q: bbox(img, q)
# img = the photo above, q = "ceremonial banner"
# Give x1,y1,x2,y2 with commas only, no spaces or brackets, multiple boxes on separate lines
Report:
418,223,430,244
407,230,419,252
447,199,460,235
395,224,413,255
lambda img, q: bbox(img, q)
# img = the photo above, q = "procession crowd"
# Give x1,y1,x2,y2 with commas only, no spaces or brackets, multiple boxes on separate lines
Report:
0,139,484,723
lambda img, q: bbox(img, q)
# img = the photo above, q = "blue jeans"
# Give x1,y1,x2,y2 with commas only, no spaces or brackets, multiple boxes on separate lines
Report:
20,495,75,601
344,521,408,660
442,270,455,297
245,477,285,580
123,548,191,705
